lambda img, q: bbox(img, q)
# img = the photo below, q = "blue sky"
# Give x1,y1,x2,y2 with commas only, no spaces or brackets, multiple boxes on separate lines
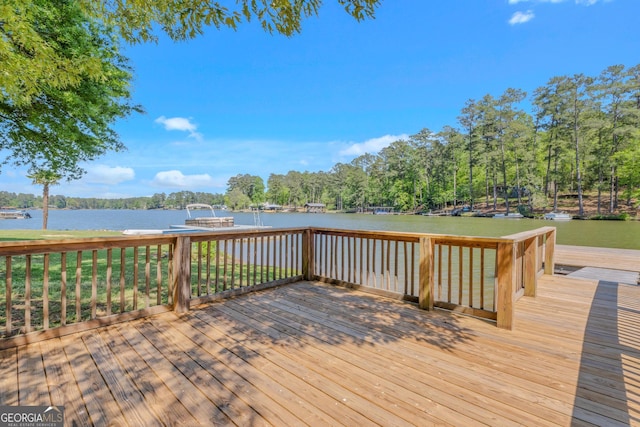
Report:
4,0,640,198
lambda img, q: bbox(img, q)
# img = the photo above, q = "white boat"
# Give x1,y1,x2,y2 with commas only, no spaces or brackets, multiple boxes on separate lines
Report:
184,203,235,228
0,210,31,219
543,212,572,221
123,204,270,235
493,212,524,219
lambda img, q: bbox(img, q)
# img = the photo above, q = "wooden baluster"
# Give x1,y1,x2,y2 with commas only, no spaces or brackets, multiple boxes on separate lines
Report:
5,257,12,335
133,247,139,310
469,247,474,308
155,245,162,305
91,250,97,319
61,252,67,325
43,254,50,330
25,255,31,333
145,246,151,307
76,251,82,321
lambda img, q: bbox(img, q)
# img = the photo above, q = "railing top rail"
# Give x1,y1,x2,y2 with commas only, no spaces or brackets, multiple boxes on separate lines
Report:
310,227,520,248
187,227,308,242
500,226,556,242
0,234,179,256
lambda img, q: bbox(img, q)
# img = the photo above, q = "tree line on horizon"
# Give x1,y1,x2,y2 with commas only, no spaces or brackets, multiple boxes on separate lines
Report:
262,63,640,215
5,63,639,215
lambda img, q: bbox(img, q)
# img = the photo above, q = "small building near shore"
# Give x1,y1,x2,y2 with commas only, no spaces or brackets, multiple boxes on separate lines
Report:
304,203,326,213
262,203,283,212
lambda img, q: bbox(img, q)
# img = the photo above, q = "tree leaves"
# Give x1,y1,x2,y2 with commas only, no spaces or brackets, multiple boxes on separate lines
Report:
0,0,141,180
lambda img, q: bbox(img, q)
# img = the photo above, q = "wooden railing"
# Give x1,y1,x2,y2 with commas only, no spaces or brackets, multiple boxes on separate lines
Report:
307,227,555,329
0,226,556,348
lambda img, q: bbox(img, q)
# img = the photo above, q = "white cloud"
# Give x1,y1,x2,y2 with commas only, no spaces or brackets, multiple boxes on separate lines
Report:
509,10,535,25
155,116,203,141
338,134,410,157
151,170,217,188
83,165,135,184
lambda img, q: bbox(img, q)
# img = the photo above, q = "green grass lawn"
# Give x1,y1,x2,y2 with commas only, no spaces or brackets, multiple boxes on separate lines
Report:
1,233,296,336
0,229,122,241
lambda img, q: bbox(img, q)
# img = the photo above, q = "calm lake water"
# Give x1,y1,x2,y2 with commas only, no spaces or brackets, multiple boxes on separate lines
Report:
1,209,639,250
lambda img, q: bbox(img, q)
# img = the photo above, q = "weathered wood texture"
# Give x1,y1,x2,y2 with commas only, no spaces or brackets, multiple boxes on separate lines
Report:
2,276,638,426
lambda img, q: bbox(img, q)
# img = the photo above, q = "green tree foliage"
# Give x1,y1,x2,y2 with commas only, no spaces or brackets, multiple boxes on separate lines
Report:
226,174,265,205
0,0,142,180
1,0,380,107
0,190,226,210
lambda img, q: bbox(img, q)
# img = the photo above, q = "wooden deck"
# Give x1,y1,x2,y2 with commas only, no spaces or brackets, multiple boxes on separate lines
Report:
2,275,639,426
556,244,640,272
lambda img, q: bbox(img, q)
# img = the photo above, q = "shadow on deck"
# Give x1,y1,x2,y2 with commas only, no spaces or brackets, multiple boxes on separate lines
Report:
1,277,639,426
573,279,640,426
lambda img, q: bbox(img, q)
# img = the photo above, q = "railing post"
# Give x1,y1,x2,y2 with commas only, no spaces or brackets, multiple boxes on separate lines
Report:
496,241,515,330
302,228,314,281
172,236,192,313
418,237,434,311
544,228,556,275
523,237,537,297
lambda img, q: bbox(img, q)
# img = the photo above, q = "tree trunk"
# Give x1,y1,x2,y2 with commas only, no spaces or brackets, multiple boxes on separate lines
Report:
500,143,509,215
597,167,603,215
553,148,559,212
492,168,498,211
453,166,457,208
574,128,584,217
42,183,49,230
609,166,615,213
544,145,551,197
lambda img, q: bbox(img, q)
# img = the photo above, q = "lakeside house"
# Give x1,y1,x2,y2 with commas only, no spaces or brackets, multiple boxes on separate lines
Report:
304,202,326,213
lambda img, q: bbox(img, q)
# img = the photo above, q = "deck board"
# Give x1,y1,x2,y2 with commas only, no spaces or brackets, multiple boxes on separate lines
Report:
2,274,639,426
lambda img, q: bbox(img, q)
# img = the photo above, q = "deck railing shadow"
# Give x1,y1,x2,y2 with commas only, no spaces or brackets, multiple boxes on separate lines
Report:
572,279,640,425
0,226,556,349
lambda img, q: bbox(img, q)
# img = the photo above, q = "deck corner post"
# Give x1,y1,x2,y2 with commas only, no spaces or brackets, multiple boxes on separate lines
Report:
418,237,434,311
496,241,515,330
302,228,314,280
544,228,556,275
172,235,192,313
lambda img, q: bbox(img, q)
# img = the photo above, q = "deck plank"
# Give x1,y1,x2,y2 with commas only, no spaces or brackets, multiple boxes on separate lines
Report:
115,319,232,426
136,319,270,426
149,314,311,427
191,309,384,427
99,327,198,426
0,347,18,405
60,333,128,426
40,338,92,426
179,311,347,426
82,331,161,426
210,300,460,426
17,343,50,406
